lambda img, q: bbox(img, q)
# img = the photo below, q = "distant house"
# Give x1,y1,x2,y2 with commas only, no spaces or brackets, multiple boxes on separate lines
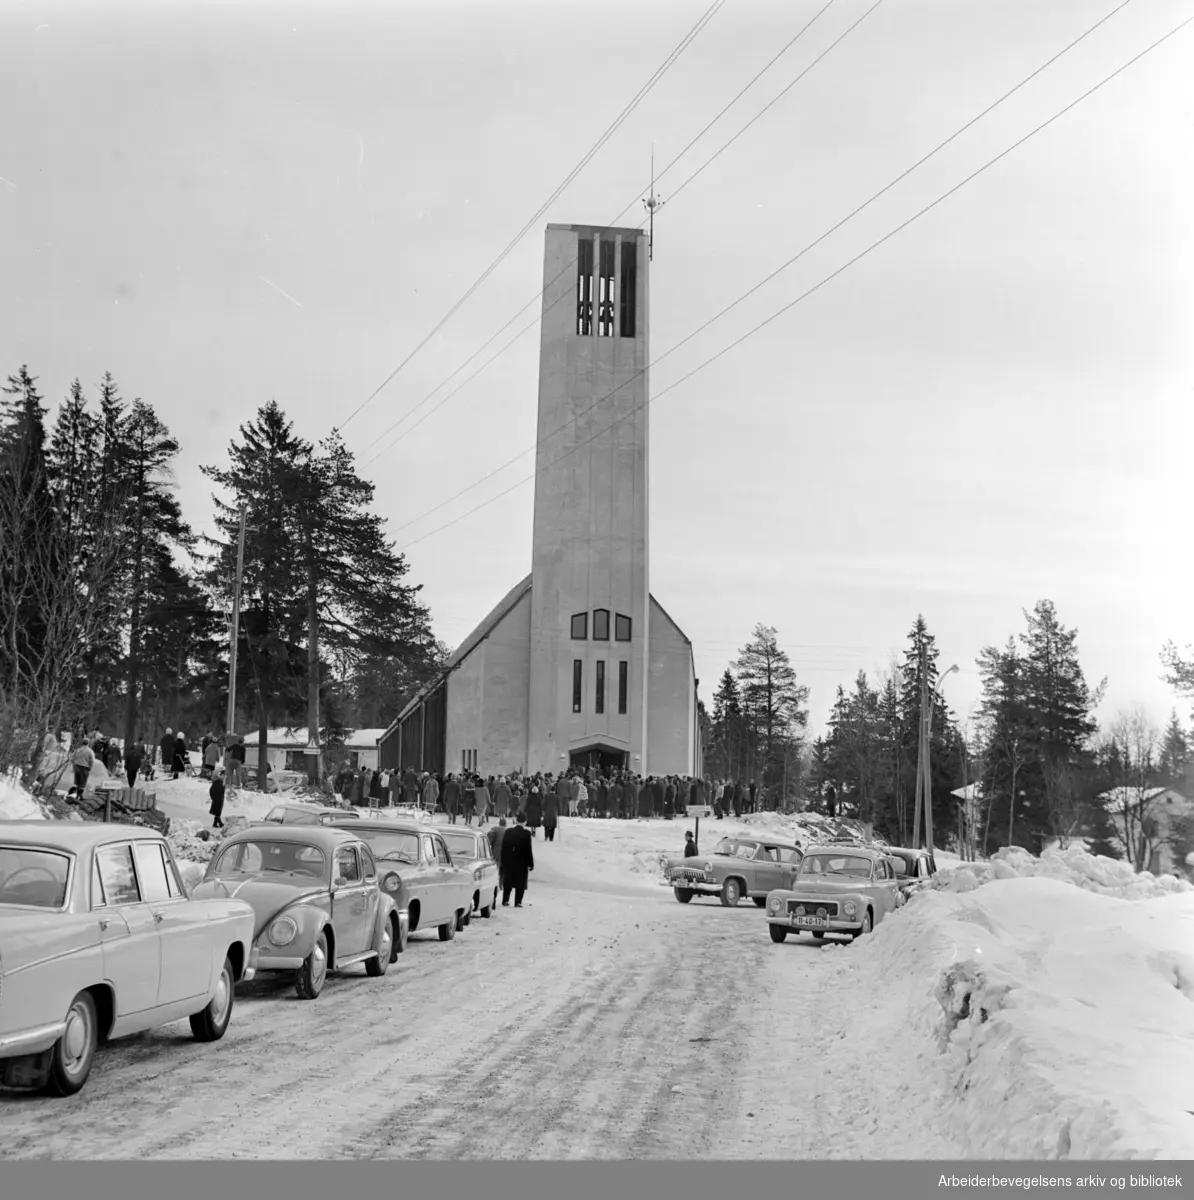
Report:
241,728,386,776
1040,789,1193,875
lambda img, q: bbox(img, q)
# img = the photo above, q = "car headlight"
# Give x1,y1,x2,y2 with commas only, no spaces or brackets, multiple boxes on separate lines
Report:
474,867,483,881
768,895,782,913
703,861,713,872
843,901,857,917
382,872,401,893
794,905,805,917
269,916,298,946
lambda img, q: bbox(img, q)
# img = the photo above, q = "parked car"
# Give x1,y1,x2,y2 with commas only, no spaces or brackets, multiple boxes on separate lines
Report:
885,846,937,894
191,826,402,1000
0,823,256,1097
764,844,904,944
437,826,500,918
662,835,804,907
258,803,358,826
329,821,473,941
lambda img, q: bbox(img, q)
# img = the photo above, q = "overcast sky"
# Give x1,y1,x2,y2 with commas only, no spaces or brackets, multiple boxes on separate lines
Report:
2,0,1191,740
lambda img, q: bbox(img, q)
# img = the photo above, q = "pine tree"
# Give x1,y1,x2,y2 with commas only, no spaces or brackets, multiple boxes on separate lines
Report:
202,402,310,785
733,624,809,786
977,637,1033,852
710,669,743,780
1158,710,1189,789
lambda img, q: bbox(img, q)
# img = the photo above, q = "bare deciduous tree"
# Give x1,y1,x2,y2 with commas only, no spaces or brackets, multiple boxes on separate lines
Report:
1102,705,1165,872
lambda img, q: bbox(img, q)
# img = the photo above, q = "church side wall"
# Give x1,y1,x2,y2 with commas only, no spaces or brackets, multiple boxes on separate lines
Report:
481,590,532,775
647,597,695,776
445,650,484,778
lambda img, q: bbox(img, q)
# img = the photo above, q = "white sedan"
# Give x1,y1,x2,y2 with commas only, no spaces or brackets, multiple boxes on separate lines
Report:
0,822,257,1096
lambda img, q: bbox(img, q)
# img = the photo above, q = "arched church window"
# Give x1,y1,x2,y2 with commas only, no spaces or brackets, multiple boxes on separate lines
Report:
592,609,610,640
571,612,588,640
614,614,632,642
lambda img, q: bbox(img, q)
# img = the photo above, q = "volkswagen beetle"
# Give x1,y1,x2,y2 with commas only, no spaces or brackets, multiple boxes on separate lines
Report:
191,826,403,999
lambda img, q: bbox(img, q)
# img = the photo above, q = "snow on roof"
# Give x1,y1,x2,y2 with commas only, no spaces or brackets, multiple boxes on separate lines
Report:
1097,786,1185,808
951,783,984,801
242,727,386,749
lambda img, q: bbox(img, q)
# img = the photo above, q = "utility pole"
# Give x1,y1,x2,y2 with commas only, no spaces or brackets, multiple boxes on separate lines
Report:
912,645,927,850
226,506,247,739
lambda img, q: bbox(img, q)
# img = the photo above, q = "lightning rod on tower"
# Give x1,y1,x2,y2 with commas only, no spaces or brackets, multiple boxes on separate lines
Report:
643,145,665,261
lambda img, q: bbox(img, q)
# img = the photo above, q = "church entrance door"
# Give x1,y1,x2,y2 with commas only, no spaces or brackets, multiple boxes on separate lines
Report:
569,746,627,777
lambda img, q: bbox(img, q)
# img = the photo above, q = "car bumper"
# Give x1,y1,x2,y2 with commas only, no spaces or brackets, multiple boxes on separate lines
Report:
768,914,862,934
242,945,261,983
0,1020,68,1059
662,877,721,894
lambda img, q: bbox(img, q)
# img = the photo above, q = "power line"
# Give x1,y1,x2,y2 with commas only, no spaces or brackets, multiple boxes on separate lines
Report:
360,0,858,462
667,0,885,205
384,0,1148,535
338,0,727,433
393,13,1190,552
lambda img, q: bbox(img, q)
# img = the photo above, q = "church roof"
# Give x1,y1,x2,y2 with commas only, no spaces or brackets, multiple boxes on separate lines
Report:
650,595,692,645
384,573,533,735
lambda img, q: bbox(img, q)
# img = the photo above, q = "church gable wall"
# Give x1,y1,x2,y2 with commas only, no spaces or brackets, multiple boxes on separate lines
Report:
647,596,695,776
481,587,532,775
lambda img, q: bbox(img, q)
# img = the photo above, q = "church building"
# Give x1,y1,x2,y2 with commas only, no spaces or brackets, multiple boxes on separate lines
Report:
378,223,701,778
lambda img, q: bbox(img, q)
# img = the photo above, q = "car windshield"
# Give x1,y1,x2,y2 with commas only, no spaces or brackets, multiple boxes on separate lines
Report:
0,846,71,908
440,833,478,859
800,853,873,879
713,838,758,860
211,840,327,880
354,830,420,865
889,856,913,877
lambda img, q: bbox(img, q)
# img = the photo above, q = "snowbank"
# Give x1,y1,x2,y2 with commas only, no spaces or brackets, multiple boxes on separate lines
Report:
0,775,46,821
926,845,1193,900
850,849,1194,1158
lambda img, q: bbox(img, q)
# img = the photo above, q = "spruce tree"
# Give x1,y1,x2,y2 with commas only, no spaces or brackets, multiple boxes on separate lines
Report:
733,624,809,786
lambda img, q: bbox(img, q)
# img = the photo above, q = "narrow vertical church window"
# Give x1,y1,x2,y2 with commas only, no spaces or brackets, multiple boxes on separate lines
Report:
592,608,609,640
595,661,605,714
570,612,588,640
572,660,583,713
576,237,593,335
619,240,637,338
618,661,628,714
597,239,615,336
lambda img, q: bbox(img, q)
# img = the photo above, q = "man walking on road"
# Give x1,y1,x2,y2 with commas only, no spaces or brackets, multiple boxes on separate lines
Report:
500,813,534,907
488,817,508,891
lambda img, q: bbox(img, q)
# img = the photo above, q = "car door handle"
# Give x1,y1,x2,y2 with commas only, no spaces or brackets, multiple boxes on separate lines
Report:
98,918,110,931
153,912,164,923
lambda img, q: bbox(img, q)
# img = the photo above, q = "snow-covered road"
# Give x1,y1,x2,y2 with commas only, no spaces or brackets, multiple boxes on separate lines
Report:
0,839,962,1160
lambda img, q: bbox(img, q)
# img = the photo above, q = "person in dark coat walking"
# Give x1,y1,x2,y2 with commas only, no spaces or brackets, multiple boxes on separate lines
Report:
123,740,144,789
733,780,744,819
443,773,462,823
524,786,542,836
499,814,534,907
403,767,419,808
636,777,652,820
172,731,188,779
158,728,174,774
683,830,698,858
542,788,559,842
209,766,226,829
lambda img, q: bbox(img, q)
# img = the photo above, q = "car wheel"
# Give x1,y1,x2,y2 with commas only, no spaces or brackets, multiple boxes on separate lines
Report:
189,955,235,1041
852,910,873,940
769,924,788,944
391,918,407,960
720,878,742,908
366,918,397,977
46,991,99,1097
439,917,456,942
481,899,492,918
473,891,481,914
455,909,467,932
296,930,329,999
753,897,766,908
673,887,694,904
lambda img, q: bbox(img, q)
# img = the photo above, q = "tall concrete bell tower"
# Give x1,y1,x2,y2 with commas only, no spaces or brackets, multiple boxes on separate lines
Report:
527,224,651,776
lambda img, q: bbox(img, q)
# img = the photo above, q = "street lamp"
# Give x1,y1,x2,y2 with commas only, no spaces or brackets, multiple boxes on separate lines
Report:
922,664,958,855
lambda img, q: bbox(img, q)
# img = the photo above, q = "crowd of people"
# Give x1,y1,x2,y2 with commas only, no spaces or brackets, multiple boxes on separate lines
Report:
330,764,786,830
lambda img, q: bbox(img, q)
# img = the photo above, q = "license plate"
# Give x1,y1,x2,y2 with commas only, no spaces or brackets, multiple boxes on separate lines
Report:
796,916,828,928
